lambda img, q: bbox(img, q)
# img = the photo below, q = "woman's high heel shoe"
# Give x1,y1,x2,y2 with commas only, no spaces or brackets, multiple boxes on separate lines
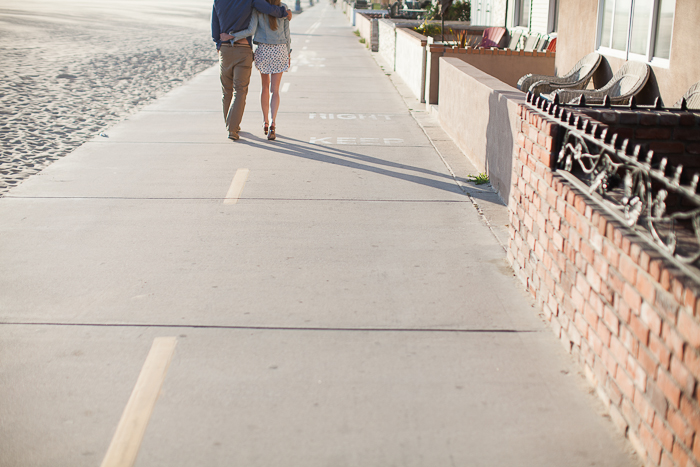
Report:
263,122,269,135
268,123,276,141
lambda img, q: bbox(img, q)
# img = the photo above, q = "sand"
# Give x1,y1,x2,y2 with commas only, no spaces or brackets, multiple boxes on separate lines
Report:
0,0,219,195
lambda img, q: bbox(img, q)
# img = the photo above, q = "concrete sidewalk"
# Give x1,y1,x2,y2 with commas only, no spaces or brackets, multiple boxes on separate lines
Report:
0,4,638,466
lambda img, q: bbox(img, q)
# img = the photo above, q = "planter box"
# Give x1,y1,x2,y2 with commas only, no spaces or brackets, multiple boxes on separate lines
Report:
426,46,555,105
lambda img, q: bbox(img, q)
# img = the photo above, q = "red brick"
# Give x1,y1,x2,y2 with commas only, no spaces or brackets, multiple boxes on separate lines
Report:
653,415,676,452
670,356,696,396
623,283,643,313
660,451,674,467
621,235,632,256
611,335,629,366
641,302,663,337
663,322,685,360
640,422,663,465
629,357,648,392
589,328,604,356
636,127,673,139
607,373,623,405
636,272,657,304
673,279,685,305
651,141,686,154
622,395,642,430
684,288,699,316
634,387,657,426
609,269,626,296
620,325,640,359
681,395,700,433
630,313,651,346
684,347,700,376
551,230,564,251
574,312,589,339
650,333,672,370
592,255,610,282
619,255,639,286
602,345,618,377
638,346,660,378
649,259,663,282
598,319,613,347
584,303,600,329
668,406,695,448
658,369,682,409
618,298,633,324
648,378,670,415
602,306,620,335
661,268,672,292
678,311,700,348
672,440,690,467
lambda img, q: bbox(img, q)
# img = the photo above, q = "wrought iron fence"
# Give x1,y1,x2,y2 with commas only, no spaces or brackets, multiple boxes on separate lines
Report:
525,92,700,267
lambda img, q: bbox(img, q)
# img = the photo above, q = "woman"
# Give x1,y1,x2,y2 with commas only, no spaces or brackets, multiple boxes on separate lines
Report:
229,0,291,140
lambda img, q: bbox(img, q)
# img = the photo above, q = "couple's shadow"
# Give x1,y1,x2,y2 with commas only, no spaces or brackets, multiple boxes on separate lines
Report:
234,132,478,198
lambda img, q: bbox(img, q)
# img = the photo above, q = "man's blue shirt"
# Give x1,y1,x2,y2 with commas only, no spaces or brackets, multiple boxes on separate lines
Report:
212,0,288,49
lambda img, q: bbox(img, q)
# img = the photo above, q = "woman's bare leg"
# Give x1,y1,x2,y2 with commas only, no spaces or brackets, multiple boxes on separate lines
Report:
270,72,283,125
260,73,271,126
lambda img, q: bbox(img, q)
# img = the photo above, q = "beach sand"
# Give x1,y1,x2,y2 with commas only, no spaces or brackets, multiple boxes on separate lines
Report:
0,0,218,195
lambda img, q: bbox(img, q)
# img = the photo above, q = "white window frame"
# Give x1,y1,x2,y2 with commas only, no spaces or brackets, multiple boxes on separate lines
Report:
513,0,530,28
596,0,674,68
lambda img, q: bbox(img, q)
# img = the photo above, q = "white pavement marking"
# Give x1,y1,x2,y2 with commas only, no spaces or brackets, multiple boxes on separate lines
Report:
309,113,392,120
309,137,405,145
224,169,250,204
281,82,290,93
100,337,178,467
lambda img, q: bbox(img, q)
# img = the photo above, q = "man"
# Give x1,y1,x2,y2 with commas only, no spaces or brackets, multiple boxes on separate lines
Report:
212,0,292,141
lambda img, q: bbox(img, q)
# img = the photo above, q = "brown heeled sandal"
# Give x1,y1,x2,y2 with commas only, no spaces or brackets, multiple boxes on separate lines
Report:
267,123,276,140
263,122,269,135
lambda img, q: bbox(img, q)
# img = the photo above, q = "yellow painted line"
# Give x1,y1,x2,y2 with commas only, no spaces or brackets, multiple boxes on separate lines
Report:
100,337,178,467
224,168,250,205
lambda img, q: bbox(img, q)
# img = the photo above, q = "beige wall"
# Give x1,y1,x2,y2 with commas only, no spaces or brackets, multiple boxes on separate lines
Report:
557,0,700,106
437,58,526,202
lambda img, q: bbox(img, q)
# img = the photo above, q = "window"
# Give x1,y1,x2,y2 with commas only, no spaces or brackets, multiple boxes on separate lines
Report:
514,0,531,28
548,0,559,33
597,0,675,64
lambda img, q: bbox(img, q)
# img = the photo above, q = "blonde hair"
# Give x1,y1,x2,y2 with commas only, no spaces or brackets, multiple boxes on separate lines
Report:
267,0,280,31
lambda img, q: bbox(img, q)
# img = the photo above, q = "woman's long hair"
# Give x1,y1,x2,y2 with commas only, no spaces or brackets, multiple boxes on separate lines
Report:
266,0,280,31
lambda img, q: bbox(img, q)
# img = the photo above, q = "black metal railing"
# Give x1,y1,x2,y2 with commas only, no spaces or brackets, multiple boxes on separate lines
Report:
525,92,700,268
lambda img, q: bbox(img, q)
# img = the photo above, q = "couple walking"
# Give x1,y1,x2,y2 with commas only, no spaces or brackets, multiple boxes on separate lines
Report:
212,0,292,141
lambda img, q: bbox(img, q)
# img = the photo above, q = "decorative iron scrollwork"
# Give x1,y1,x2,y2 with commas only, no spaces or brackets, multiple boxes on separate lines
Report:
555,125,700,265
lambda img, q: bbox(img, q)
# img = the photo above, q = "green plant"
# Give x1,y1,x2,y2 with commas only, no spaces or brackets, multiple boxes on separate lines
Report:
353,29,360,36
468,173,490,185
359,37,366,43
414,21,446,37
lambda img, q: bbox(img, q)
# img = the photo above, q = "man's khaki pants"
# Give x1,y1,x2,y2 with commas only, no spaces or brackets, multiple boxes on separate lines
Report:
219,43,253,139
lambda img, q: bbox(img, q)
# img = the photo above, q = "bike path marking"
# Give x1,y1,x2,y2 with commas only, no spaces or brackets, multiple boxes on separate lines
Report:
100,337,178,467
224,169,250,204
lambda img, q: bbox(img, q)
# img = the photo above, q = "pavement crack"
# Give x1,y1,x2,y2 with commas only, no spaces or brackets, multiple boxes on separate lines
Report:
0,321,542,334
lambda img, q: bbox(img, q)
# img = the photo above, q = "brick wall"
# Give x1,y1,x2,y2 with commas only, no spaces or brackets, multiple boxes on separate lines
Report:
508,103,700,467
575,108,700,175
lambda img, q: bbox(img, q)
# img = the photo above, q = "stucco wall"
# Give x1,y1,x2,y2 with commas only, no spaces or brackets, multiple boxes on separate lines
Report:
557,0,700,106
437,58,525,202
395,28,427,102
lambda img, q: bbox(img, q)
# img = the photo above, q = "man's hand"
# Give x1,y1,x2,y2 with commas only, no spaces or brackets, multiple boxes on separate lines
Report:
220,33,234,41
287,10,293,20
